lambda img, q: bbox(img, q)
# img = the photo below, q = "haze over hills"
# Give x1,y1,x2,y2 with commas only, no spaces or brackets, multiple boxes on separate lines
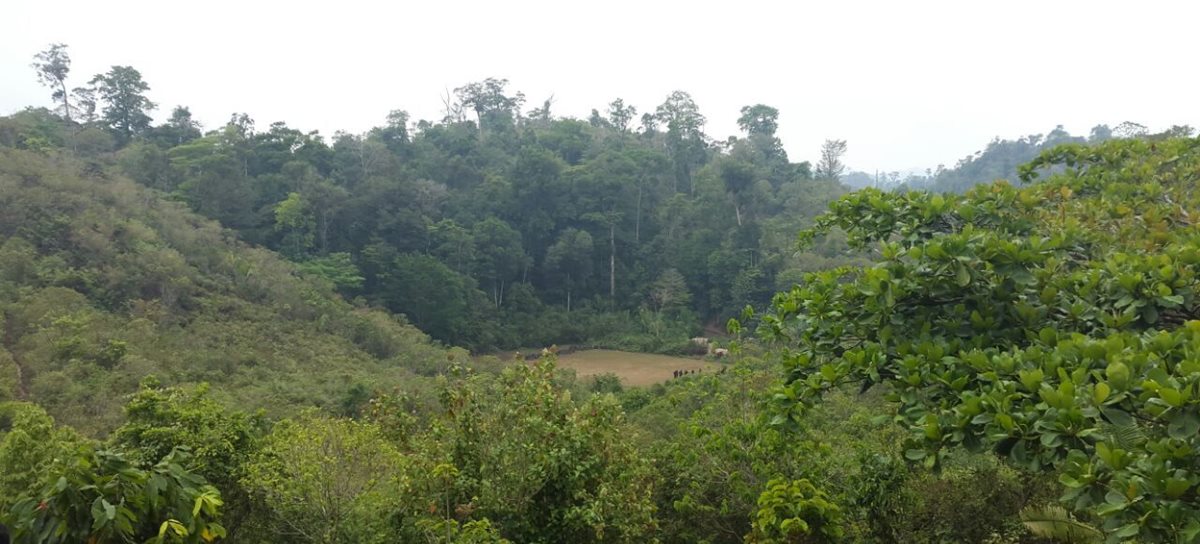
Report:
5,0,1198,173
840,122,1197,191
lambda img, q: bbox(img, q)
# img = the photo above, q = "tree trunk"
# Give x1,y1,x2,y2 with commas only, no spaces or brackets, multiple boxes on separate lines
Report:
358,141,366,176
635,183,642,243
59,81,72,122
609,223,616,300
318,209,329,253
734,201,743,226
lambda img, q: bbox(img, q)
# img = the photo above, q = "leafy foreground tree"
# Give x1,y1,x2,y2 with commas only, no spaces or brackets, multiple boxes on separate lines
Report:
0,403,225,543
0,403,85,516
242,412,404,543
386,358,658,543
111,380,265,536
747,478,843,543
754,136,1200,541
629,354,1045,543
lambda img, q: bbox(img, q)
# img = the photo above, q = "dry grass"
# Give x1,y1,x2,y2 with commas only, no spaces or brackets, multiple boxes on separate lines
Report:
555,349,723,387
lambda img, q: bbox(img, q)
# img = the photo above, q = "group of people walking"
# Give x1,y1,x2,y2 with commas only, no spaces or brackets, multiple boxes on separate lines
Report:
671,367,727,379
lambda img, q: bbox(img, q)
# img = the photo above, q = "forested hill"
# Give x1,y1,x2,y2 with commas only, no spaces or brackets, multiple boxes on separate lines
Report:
844,121,1197,193
2,71,857,352
0,147,448,434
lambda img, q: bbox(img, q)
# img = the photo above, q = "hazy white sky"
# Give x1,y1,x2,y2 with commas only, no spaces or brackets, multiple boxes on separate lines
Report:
3,0,1197,173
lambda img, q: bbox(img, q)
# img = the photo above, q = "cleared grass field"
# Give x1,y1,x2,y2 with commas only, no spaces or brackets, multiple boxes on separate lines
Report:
556,349,723,387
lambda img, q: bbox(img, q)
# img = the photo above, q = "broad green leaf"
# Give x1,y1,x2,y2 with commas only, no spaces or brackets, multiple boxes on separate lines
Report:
1168,411,1200,440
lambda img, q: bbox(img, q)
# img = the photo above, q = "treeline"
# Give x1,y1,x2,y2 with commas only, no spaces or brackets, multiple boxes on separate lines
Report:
844,121,1196,193
9,44,857,351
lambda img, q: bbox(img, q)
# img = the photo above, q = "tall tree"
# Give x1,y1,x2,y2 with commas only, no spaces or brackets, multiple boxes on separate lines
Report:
510,146,569,254
527,96,555,125
655,91,708,194
31,44,73,121
375,109,410,153
428,219,475,275
1113,121,1147,138
718,156,759,226
472,217,527,308
737,104,779,137
648,268,691,314
737,104,789,172
274,192,315,260
639,112,658,135
90,66,156,144
155,106,202,146
544,228,593,312
814,139,847,180
383,253,476,343
607,98,637,133
171,131,256,228
584,210,622,301
454,77,524,135
301,177,348,254
1088,124,1113,142
70,85,97,123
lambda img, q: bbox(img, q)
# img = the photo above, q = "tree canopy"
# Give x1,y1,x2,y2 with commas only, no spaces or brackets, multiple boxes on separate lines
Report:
756,136,1200,541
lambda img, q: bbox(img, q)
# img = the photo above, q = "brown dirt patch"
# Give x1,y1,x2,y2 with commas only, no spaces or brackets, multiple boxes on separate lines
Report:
556,349,722,387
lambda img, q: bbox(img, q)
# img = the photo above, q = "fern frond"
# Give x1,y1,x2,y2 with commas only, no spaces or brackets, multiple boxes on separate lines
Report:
1104,420,1147,450
1020,505,1102,543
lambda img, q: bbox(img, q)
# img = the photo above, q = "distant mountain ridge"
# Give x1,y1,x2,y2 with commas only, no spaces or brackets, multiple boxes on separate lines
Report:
843,122,1196,193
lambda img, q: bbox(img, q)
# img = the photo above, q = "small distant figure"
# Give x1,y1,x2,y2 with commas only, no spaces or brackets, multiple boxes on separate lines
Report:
672,370,679,378
713,348,729,358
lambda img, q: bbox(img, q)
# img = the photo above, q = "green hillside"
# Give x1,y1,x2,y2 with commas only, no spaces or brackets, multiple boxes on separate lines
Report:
0,147,448,434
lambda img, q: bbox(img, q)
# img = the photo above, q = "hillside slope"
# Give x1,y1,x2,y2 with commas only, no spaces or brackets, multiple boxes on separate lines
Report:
0,148,449,433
